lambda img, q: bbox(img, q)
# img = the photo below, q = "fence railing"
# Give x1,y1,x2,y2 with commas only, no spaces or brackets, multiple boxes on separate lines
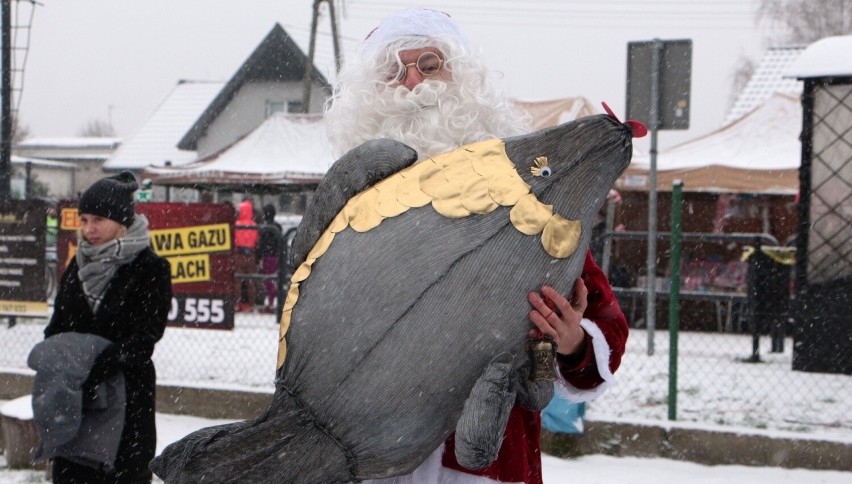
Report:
2,255,850,438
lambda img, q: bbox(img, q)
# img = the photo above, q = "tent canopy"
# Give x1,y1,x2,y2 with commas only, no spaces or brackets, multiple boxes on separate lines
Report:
513,97,599,130
144,97,601,191
618,93,801,194
143,113,334,190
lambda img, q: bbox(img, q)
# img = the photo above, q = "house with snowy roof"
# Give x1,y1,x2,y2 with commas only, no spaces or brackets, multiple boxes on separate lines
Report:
8,155,76,199
102,23,330,202
15,137,122,198
177,23,329,161
103,80,224,173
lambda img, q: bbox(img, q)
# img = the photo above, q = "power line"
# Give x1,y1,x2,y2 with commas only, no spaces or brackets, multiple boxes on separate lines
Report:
353,0,756,12
347,0,759,28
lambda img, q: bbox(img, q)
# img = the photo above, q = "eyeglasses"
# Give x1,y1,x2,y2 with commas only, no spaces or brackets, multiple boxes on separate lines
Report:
390,51,444,83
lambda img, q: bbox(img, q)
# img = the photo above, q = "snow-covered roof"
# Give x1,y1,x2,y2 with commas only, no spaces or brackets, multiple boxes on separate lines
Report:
103,80,224,171
12,154,76,169
146,97,598,188
786,34,852,78
144,112,334,187
17,137,122,149
623,93,800,194
178,24,330,151
724,46,804,126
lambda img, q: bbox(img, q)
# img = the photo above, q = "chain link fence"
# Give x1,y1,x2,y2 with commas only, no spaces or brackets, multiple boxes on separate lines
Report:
587,328,851,436
2,257,850,439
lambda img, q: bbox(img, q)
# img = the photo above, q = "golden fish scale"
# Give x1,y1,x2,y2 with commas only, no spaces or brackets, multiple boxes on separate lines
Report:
277,139,583,368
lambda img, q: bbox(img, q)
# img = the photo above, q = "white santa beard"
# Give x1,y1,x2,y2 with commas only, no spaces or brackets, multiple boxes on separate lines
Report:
350,80,516,159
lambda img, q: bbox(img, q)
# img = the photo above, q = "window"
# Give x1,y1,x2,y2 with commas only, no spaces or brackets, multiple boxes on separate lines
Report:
266,100,305,117
266,101,285,117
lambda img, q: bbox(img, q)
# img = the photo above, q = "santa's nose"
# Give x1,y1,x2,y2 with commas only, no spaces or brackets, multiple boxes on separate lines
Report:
400,66,425,90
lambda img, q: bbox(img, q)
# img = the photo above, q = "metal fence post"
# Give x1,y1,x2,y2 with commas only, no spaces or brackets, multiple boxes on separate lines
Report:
668,180,683,421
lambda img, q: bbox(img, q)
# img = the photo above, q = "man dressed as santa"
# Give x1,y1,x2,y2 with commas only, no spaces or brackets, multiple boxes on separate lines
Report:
324,9,628,484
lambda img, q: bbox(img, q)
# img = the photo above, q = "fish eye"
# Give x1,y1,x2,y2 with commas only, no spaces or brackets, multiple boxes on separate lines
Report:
530,156,552,177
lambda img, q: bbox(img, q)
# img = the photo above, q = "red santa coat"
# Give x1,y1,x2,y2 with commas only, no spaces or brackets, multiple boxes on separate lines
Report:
439,250,628,484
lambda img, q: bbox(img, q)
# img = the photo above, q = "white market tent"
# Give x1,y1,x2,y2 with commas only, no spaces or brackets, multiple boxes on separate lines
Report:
143,112,334,189
617,92,802,194
513,97,599,130
142,97,597,191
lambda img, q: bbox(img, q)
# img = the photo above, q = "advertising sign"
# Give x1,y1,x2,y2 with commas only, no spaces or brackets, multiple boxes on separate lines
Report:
0,199,47,316
57,202,236,329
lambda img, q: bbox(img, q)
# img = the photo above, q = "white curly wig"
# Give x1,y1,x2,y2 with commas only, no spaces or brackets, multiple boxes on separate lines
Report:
324,9,530,159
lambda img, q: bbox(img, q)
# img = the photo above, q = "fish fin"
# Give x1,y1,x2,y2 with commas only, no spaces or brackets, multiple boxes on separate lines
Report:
454,362,516,470
514,361,555,411
150,391,354,483
290,139,418,268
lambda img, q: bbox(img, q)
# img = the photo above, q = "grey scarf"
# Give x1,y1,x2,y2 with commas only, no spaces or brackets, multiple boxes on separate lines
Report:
76,214,152,313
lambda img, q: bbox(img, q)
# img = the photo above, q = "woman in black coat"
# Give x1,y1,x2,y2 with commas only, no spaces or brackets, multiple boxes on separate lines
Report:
44,172,172,483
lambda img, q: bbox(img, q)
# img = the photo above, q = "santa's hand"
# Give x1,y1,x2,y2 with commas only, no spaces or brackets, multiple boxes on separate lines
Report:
527,280,587,356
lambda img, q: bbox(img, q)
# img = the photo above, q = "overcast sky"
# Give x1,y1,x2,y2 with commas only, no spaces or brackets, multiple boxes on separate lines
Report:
14,0,779,149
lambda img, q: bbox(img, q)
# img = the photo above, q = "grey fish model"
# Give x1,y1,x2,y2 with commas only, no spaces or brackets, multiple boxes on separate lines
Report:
151,113,640,483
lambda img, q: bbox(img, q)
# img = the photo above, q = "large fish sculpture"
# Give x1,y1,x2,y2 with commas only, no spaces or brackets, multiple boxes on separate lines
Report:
151,110,644,483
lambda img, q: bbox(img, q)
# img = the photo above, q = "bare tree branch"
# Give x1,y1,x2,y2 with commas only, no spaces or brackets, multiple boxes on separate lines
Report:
78,118,116,137
758,0,852,44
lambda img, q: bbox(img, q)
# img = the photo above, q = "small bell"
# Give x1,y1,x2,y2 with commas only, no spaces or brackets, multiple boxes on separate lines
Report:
527,333,558,382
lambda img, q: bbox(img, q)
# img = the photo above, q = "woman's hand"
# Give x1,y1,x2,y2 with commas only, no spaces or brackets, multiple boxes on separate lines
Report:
527,279,588,356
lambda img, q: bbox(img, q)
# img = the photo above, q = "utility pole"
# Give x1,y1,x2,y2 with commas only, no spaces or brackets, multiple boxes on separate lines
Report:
1,0,11,201
302,0,342,113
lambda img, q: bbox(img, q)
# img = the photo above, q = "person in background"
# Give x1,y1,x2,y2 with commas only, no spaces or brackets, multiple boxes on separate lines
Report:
42,171,172,483
45,206,59,247
234,198,259,312
325,9,628,484
257,204,284,314
590,189,624,265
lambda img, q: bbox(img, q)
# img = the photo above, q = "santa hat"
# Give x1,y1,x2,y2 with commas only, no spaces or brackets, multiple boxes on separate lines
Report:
360,9,470,54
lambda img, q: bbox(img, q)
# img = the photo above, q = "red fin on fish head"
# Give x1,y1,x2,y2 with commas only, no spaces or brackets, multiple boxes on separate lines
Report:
601,101,648,139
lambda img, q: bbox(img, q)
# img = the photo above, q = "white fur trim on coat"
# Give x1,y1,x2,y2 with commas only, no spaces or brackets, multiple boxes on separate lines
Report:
554,318,615,403
360,443,516,484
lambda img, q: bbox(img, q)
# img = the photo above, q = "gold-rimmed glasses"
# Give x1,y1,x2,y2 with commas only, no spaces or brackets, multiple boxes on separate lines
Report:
391,51,444,83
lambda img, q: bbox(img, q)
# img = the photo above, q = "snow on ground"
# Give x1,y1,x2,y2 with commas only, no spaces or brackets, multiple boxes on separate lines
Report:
3,313,849,438
591,328,852,435
2,312,852,481
1,411,849,483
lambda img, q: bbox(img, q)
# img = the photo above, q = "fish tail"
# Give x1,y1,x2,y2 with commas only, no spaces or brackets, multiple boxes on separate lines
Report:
150,391,354,483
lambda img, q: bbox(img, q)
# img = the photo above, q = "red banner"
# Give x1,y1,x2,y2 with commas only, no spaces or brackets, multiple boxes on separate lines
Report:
57,202,236,329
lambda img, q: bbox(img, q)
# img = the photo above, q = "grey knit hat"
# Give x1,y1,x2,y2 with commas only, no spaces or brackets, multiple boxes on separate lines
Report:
78,171,138,226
